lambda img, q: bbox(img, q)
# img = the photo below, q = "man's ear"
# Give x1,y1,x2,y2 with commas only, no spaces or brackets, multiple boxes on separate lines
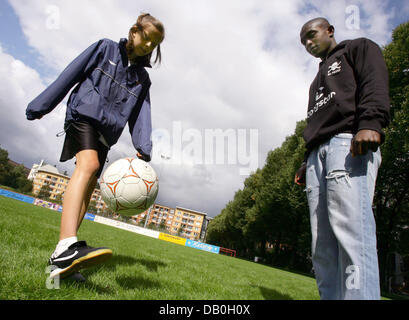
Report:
328,25,335,38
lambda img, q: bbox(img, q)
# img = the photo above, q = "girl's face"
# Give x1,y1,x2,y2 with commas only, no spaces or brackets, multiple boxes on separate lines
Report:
129,22,163,58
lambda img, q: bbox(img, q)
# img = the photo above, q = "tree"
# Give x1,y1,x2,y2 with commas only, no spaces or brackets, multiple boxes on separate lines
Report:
87,200,98,214
159,219,167,231
375,21,409,291
0,147,12,186
177,225,183,236
147,222,156,230
0,147,33,194
207,120,311,271
250,120,310,270
37,183,52,200
54,193,64,205
138,215,147,227
11,165,33,193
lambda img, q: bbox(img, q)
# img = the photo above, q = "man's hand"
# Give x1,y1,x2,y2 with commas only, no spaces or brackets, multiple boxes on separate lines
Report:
350,130,381,157
295,162,307,186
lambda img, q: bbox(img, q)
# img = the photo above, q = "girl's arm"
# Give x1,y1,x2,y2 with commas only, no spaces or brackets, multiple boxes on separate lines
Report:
26,39,106,120
128,87,152,162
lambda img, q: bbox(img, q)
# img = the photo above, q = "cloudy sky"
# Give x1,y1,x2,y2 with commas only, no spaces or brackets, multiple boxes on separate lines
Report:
0,0,408,217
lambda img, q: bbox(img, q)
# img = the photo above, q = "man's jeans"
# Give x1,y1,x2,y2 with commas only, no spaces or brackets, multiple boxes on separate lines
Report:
306,133,381,300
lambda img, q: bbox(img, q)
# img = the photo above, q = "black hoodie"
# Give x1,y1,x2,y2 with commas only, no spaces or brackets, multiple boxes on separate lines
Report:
303,37,390,158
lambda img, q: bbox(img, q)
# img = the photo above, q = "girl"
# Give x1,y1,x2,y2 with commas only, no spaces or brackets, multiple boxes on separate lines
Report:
26,13,165,279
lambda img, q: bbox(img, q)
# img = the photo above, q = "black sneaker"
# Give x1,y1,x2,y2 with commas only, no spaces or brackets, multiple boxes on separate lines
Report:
48,241,112,279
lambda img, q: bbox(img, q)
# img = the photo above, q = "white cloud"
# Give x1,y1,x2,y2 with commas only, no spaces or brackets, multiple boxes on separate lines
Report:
0,44,70,171
304,0,394,45
3,0,397,217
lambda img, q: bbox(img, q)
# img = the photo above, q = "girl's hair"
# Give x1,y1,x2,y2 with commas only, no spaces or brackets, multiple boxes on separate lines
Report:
128,13,165,66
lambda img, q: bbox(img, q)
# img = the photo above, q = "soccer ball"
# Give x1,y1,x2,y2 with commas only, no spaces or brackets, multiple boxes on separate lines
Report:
100,157,159,216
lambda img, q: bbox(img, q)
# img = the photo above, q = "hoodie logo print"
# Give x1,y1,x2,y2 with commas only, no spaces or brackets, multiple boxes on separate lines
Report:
315,87,324,101
328,61,341,76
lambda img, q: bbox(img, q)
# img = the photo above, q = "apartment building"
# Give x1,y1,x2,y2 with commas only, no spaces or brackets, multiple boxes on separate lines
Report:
133,204,208,241
28,160,107,213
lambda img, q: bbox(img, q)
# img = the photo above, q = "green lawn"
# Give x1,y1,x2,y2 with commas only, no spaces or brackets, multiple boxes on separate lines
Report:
0,195,321,300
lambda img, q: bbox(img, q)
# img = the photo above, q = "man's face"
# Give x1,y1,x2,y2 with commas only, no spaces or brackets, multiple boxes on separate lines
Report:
300,21,334,59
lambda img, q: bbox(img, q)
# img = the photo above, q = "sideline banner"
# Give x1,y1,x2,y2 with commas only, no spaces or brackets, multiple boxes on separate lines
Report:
33,198,62,212
93,215,160,239
159,233,187,246
0,188,35,204
116,221,160,239
84,213,95,221
185,239,220,254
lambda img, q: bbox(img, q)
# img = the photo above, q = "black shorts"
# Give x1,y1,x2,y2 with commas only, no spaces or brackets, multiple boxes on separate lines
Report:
60,121,109,178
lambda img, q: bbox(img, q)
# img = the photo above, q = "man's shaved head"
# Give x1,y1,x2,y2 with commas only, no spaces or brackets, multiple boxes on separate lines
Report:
300,17,331,36
299,17,336,59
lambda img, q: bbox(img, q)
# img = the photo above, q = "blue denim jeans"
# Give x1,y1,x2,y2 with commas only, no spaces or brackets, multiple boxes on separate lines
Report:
306,133,381,300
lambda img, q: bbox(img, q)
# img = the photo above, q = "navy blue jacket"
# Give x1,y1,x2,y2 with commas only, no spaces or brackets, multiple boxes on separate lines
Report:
26,38,153,161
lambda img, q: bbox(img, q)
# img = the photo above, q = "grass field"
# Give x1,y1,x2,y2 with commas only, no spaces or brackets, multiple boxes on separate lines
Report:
0,195,321,300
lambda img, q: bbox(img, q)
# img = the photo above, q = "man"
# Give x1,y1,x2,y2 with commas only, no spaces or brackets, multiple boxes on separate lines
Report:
295,17,390,299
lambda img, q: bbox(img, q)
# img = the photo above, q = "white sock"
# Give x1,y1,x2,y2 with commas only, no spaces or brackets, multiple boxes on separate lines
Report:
51,236,78,258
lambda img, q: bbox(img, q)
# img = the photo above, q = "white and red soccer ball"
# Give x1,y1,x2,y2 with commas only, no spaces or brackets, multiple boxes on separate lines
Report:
100,157,159,216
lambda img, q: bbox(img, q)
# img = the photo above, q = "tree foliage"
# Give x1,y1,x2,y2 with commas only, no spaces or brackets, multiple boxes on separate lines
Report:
207,120,311,271
0,146,33,194
375,21,409,290
37,182,52,200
